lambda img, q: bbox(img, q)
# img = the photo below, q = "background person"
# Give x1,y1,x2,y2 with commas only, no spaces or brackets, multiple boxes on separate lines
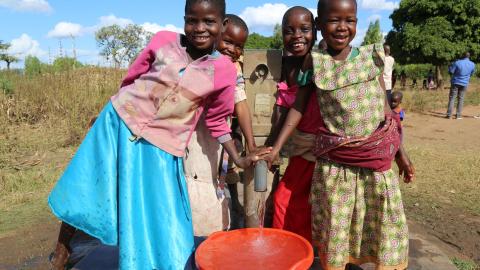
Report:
446,52,476,119
383,44,395,106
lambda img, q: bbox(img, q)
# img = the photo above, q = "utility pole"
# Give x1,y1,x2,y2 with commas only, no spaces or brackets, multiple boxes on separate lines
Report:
58,39,64,58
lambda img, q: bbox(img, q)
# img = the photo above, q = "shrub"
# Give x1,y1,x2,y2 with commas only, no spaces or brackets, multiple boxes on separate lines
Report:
24,56,45,77
52,57,83,73
395,64,434,80
0,76,13,95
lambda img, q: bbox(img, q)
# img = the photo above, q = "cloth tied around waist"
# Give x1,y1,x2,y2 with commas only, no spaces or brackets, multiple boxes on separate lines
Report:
313,113,402,172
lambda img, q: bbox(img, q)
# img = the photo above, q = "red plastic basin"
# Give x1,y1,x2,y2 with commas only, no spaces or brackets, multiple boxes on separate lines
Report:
195,228,314,270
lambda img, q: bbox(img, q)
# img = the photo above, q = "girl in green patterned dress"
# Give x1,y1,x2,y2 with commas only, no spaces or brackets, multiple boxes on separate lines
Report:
265,0,415,269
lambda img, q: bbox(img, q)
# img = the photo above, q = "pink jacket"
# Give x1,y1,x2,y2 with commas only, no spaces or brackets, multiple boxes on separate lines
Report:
111,31,236,157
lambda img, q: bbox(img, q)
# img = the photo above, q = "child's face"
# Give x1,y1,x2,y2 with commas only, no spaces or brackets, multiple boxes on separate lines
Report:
391,96,402,109
217,23,247,62
283,10,314,57
316,0,357,53
184,1,223,54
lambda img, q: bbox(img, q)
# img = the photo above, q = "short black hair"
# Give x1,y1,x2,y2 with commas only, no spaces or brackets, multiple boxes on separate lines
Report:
317,0,357,17
392,91,403,101
282,6,315,29
225,14,249,35
185,0,226,18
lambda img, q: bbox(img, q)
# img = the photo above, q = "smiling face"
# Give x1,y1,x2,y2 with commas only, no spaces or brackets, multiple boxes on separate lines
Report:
316,0,357,58
217,23,247,62
184,1,223,57
282,9,314,57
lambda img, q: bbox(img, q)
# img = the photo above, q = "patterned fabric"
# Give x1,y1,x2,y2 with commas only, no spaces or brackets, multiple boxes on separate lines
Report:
311,161,409,270
234,61,247,104
111,31,236,157
312,43,385,138
313,115,401,172
310,44,408,270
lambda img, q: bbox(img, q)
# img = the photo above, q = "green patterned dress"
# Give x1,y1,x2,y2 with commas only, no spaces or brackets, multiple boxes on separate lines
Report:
310,44,409,270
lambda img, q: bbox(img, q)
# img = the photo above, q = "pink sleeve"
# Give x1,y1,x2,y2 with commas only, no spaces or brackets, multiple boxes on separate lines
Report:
204,59,236,139
275,82,298,108
121,31,176,87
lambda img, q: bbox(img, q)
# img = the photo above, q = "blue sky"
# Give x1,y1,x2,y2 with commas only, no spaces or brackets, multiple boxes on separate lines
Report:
0,0,399,68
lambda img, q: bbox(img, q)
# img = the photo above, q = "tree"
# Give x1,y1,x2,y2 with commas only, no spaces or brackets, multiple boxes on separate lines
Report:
24,56,45,76
95,24,145,68
270,24,283,49
0,41,19,70
3,55,19,70
362,19,383,46
52,57,83,72
245,33,274,49
386,0,480,87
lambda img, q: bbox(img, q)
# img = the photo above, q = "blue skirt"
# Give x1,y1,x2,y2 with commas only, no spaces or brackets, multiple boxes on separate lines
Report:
48,102,195,269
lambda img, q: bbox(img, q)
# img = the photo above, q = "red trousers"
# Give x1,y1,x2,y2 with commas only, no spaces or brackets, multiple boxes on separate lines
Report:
272,156,315,242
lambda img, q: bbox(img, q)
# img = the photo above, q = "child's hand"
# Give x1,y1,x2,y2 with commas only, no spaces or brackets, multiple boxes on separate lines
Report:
396,152,415,183
263,149,280,170
236,147,272,169
50,242,70,270
247,143,258,154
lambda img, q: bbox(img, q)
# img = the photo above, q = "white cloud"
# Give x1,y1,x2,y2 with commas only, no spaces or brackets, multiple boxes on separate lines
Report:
98,14,133,28
48,15,135,38
80,14,135,34
45,15,183,42
361,0,398,11
47,22,83,38
239,4,317,34
141,23,183,34
7,34,46,58
240,3,289,29
0,0,52,13
367,14,382,23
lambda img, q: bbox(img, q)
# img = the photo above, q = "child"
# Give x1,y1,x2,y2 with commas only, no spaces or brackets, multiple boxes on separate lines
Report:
267,6,318,242
218,14,256,229
265,0,415,269
391,91,405,121
183,13,255,236
48,1,269,269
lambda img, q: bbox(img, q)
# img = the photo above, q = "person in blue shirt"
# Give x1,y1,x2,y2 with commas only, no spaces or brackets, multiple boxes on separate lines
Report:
446,52,476,119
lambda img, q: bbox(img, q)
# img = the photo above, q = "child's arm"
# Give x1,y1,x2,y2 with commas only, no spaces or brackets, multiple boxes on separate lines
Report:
264,85,314,167
265,104,289,147
222,139,271,169
233,67,257,152
206,64,271,168
395,145,415,183
120,32,171,87
235,100,256,152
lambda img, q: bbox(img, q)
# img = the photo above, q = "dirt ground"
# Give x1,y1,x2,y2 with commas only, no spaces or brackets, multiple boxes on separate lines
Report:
0,105,479,269
400,105,480,265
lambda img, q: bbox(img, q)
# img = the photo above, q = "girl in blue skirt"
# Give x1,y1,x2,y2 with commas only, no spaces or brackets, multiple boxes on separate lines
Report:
48,1,269,269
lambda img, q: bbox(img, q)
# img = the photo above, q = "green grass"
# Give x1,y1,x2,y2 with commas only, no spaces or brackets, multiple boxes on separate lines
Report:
452,258,479,270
